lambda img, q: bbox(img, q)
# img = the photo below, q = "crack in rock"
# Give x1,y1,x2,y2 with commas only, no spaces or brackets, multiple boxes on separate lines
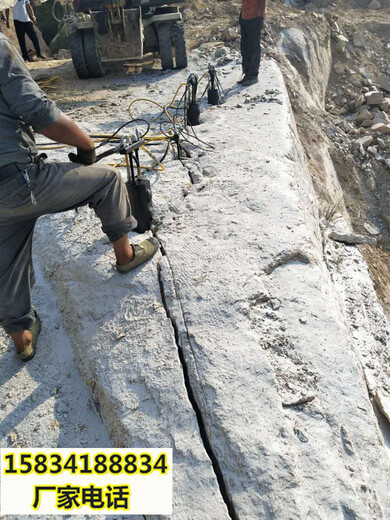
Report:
156,256,237,520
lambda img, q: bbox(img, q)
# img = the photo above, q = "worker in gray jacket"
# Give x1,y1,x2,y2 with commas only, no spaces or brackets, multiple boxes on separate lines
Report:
0,33,158,362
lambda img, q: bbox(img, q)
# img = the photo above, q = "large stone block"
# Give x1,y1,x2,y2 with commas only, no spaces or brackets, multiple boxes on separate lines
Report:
33,59,390,519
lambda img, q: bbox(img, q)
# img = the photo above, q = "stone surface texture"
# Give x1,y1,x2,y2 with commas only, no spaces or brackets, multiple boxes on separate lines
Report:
3,57,389,519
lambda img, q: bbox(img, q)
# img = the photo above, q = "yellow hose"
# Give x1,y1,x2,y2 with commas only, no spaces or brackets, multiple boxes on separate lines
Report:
128,82,188,130
37,79,194,171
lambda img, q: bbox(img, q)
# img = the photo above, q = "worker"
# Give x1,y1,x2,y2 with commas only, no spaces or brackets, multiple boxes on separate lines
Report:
237,0,266,86
0,33,159,362
5,0,44,61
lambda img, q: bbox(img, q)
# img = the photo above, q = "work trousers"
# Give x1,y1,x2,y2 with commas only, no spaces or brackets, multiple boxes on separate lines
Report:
0,161,137,334
14,19,41,60
239,16,264,78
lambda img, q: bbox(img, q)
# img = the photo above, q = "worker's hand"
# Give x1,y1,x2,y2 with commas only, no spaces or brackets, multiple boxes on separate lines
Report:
31,16,37,25
68,147,96,165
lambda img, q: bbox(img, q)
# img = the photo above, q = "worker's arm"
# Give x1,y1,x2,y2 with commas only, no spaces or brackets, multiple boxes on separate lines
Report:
0,39,61,132
40,114,93,151
26,2,37,25
0,38,95,164
5,9,10,28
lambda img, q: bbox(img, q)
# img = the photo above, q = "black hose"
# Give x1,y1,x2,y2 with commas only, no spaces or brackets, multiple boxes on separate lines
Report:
94,119,150,149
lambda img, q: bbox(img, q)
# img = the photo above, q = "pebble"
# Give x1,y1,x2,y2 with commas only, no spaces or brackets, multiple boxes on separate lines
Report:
372,123,390,134
355,135,373,148
364,222,380,235
365,91,384,105
356,109,373,123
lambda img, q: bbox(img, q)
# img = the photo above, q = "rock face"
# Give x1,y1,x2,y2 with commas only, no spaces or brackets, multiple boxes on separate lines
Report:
279,27,332,109
34,60,390,518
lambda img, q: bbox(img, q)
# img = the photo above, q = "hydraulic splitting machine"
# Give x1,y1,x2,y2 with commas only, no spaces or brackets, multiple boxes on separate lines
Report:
207,64,226,106
96,135,153,233
38,65,226,234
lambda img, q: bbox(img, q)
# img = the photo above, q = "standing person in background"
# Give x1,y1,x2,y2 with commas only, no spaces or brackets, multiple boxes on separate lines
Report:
238,0,266,86
5,0,44,61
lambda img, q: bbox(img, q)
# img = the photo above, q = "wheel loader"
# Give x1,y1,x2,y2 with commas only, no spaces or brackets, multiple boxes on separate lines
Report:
65,0,187,79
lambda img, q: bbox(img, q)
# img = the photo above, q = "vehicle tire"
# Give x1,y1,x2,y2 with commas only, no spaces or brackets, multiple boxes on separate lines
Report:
69,30,90,79
173,22,187,69
83,30,105,78
157,23,173,70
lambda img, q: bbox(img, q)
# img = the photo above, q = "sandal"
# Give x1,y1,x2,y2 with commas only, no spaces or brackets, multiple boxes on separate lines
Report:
116,237,159,273
18,310,41,362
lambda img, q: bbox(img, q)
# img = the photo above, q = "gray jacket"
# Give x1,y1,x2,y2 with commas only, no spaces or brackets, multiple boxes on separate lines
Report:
0,34,61,168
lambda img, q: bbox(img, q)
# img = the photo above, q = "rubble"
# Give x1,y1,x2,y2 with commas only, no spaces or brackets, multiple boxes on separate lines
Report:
364,222,380,235
355,135,373,148
221,27,239,42
372,122,390,133
355,108,373,123
352,32,366,48
329,231,377,245
355,93,365,107
334,34,349,53
55,49,71,60
326,64,390,191
375,73,390,92
365,90,384,105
